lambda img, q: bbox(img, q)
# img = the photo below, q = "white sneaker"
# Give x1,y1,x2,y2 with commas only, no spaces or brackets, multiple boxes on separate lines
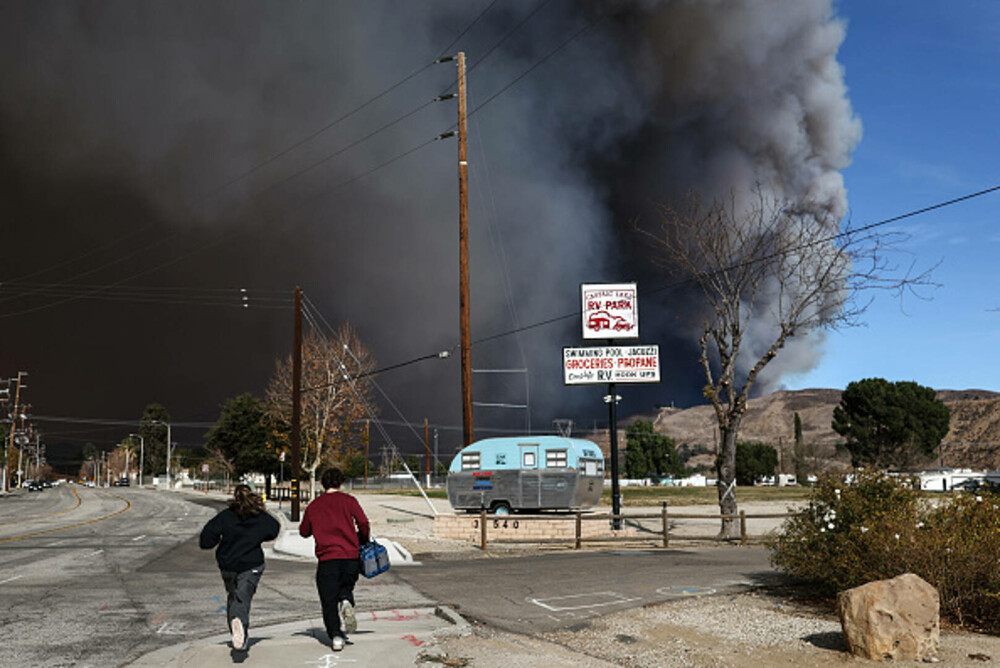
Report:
340,600,357,633
332,635,344,652
231,618,245,650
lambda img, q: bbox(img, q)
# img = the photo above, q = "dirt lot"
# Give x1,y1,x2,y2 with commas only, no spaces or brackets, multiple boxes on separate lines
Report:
356,493,1000,667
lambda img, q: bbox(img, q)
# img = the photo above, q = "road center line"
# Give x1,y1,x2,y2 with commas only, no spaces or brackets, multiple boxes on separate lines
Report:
131,535,146,541
0,575,24,585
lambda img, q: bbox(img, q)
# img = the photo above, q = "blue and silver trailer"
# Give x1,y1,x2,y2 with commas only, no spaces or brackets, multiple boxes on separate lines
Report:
446,436,605,514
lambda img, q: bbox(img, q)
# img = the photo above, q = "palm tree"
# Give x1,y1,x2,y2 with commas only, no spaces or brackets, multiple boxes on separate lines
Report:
118,440,137,483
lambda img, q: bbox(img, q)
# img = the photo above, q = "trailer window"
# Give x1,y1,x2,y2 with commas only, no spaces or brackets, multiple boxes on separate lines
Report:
546,450,568,468
461,452,481,471
523,451,536,467
584,460,599,476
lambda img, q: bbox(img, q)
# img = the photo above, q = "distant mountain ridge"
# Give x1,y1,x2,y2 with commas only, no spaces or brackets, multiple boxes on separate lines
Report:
612,388,1000,472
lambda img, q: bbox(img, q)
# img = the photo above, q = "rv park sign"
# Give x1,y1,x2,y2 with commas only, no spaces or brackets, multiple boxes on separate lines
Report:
564,282,660,385
581,282,638,340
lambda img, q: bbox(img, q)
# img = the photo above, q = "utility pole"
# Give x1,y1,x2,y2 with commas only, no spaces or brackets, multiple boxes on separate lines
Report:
291,286,303,521
4,372,27,493
457,51,473,447
435,51,473,447
166,422,172,490
130,433,145,487
433,428,439,478
424,418,431,486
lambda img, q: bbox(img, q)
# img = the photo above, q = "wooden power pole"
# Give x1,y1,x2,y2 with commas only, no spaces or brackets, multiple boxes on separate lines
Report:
457,51,474,447
291,286,303,521
435,51,473,447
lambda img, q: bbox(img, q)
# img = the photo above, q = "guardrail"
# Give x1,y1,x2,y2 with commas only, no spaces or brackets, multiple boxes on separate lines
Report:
470,502,793,551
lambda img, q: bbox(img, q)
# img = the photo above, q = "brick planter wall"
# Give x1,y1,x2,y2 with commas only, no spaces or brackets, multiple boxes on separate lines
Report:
435,513,638,543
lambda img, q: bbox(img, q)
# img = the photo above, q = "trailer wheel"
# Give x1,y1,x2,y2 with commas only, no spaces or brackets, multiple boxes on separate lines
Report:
491,501,512,516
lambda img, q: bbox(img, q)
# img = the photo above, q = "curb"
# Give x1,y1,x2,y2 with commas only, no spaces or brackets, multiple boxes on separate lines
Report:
433,605,471,637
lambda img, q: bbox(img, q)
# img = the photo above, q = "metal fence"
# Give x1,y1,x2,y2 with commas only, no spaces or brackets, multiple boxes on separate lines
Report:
262,476,445,503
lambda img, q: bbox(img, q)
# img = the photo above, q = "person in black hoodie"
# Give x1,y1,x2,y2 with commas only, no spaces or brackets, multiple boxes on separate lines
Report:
199,484,280,652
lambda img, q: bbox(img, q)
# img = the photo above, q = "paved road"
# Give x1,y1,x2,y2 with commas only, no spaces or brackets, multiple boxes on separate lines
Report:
1,486,787,666
0,484,433,667
396,547,781,635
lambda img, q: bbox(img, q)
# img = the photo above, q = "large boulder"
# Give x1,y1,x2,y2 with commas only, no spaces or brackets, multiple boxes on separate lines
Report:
837,573,940,661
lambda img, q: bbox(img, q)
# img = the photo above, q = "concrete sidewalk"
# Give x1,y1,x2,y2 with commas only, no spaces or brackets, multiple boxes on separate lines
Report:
127,606,467,667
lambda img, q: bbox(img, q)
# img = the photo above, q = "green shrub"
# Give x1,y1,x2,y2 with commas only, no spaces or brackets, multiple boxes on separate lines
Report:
918,488,1000,630
768,470,1000,632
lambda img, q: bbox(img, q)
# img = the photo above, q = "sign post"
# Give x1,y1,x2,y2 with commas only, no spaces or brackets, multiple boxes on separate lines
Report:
567,283,659,530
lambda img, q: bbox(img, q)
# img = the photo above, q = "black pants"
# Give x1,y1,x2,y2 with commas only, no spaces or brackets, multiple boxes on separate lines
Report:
220,564,265,636
316,558,359,640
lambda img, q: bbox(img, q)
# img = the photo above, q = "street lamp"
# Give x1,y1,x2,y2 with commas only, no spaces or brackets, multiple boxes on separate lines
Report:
129,433,145,487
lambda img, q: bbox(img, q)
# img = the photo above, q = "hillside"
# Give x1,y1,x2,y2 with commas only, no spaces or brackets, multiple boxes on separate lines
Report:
588,388,1000,472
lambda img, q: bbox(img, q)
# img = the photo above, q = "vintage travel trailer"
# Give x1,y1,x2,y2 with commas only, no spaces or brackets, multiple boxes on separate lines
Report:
446,436,605,514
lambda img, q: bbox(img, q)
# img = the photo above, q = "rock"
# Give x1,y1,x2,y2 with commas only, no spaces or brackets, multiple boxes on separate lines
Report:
837,573,940,661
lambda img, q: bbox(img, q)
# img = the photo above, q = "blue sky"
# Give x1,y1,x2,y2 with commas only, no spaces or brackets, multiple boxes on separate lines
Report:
784,1,1000,393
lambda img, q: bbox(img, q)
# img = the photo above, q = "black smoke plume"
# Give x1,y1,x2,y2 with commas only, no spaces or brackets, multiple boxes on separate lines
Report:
0,1,858,457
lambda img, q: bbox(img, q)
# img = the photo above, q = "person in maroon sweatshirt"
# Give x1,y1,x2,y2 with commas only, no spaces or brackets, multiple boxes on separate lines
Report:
299,467,370,652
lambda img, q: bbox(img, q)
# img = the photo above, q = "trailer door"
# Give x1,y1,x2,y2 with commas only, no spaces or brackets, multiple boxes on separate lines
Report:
519,443,540,508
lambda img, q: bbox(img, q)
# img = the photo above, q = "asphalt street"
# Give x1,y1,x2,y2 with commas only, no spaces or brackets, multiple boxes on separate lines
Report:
395,547,780,635
0,485,786,666
0,484,434,667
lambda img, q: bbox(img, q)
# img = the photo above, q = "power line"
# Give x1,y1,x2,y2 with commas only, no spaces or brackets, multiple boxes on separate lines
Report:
474,185,1000,346
0,228,176,306
32,415,216,428
253,0,564,209
468,12,604,119
2,7,601,320
436,0,503,59
0,282,288,295
302,295,432,453
0,6,505,317
315,185,1000,369
249,100,438,204
0,224,157,288
0,137,439,319
207,0,504,201
464,0,557,76
0,282,292,312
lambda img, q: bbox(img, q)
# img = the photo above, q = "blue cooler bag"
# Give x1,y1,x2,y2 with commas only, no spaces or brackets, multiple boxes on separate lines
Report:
359,539,390,578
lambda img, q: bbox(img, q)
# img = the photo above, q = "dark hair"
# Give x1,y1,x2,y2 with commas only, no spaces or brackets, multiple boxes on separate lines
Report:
321,468,344,490
230,484,265,519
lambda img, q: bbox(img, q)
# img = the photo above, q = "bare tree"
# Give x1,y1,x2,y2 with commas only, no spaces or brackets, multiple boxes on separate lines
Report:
646,191,931,537
265,322,376,498
206,444,235,491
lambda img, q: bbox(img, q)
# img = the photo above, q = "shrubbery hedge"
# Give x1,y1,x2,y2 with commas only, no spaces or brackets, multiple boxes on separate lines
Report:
768,469,1000,632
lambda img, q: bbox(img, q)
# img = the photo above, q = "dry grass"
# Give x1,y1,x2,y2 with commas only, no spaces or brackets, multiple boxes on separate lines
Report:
355,484,812,506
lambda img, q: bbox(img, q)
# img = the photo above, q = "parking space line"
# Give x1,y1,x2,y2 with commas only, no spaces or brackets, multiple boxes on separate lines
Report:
529,591,641,612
